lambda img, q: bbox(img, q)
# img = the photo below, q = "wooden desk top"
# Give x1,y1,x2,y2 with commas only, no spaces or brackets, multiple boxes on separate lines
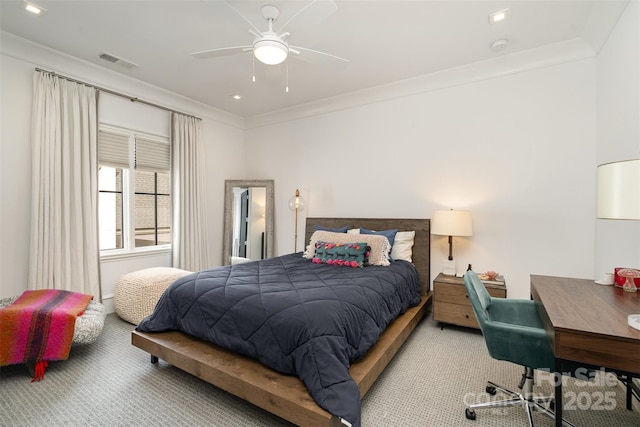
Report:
531,274,640,375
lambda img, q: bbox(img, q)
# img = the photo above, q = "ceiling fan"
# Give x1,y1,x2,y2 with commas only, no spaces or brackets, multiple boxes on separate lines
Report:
192,1,349,69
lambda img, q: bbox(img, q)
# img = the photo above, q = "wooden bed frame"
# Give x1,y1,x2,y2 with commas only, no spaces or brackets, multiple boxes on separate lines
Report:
132,217,432,426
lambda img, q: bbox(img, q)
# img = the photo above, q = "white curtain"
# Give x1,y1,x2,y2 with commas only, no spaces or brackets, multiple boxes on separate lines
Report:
28,71,101,300
171,113,211,271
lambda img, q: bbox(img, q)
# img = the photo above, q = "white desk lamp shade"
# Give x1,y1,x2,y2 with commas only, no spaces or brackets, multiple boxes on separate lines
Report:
597,159,640,220
431,210,473,237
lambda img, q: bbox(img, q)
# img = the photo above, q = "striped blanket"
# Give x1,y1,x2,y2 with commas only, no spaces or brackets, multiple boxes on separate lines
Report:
0,289,93,381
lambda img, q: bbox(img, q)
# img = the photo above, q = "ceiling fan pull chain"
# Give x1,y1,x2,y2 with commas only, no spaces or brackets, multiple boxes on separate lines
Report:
252,54,256,83
286,61,289,93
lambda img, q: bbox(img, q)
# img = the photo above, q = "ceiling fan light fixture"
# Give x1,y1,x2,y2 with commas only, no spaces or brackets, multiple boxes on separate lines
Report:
254,39,288,65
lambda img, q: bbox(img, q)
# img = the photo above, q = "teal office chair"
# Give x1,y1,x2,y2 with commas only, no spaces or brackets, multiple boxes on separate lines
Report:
463,271,577,427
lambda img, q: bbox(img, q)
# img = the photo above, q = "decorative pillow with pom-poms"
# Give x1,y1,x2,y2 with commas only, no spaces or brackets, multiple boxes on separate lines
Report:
312,241,370,268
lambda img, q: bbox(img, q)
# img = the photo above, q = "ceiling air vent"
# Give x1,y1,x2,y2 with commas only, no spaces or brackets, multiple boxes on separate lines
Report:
99,52,139,69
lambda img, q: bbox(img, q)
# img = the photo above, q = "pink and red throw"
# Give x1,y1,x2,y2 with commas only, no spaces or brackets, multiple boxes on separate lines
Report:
0,289,93,381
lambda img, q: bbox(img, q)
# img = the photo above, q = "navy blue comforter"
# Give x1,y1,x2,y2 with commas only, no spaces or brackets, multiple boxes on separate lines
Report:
137,253,421,426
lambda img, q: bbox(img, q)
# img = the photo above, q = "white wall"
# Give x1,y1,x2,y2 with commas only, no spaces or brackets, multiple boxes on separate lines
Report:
595,1,640,276
0,33,246,309
245,55,598,299
2,3,638,305
0,54,34,299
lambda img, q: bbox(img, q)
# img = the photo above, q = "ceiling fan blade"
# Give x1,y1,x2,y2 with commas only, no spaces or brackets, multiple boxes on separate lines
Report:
289,46,349,68
203,0,263,34
276,0,337,34
192,46,252,59
224,1,263,34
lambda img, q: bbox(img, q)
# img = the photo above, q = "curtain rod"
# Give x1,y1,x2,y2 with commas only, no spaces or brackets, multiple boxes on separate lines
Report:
35,67,202,121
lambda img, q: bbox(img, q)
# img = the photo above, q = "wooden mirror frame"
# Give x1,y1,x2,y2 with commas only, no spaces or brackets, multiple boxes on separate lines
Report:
222,179,275,265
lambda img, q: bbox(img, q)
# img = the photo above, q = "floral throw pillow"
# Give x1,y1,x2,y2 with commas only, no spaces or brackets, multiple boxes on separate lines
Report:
312,241,370,268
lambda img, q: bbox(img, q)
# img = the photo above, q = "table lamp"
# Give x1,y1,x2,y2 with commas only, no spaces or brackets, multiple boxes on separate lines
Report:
431,209,473,275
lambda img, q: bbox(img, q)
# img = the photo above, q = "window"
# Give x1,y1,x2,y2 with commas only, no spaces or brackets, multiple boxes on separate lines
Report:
98,166,124,249
134,170,171,246
98,125,171,252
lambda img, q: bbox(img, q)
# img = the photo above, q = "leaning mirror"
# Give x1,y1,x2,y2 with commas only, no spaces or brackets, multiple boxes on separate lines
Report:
223,180,274,265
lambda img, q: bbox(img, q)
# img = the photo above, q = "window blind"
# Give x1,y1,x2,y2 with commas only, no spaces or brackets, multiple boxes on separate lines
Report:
98,127,129,168
135,134,170,172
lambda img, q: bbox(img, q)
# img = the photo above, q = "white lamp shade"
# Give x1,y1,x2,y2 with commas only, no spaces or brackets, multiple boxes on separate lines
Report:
431,210,473,236
254,39,288,65
597,159,640,220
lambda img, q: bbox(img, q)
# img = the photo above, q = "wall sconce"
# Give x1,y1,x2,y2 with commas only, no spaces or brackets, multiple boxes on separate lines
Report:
288,189,305,252
431,209,473,275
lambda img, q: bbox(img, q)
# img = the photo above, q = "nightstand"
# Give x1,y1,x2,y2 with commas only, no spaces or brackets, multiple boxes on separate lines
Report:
433,272,507,329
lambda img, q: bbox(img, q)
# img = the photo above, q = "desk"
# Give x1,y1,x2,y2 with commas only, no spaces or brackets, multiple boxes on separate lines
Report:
530,275,640,427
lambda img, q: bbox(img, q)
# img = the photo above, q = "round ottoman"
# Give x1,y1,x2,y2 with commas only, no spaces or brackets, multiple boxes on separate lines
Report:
114,267,191,325
0,295,106,345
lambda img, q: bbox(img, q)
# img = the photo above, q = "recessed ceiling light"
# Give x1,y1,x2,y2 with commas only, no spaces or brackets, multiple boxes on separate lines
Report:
23,1,46,15
231,94,243,101
489,8,509,24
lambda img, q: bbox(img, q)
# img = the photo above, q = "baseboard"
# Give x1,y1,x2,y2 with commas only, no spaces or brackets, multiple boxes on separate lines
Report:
102,295,115,314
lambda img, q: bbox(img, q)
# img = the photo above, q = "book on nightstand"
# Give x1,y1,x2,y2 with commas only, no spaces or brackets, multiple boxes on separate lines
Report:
476,274,506,285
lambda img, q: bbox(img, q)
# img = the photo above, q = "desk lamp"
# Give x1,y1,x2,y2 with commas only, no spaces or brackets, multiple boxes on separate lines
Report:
597,159,640,294
597,159,640,221
431,209,473,276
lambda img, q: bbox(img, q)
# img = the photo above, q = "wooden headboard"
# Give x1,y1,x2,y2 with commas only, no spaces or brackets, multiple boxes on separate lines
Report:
304,218,431,295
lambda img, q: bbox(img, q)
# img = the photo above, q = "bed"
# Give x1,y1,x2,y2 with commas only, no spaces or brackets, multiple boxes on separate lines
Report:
132,217,431,426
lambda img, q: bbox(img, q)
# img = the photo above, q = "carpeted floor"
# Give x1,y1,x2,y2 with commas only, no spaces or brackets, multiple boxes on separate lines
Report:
1,313,638,426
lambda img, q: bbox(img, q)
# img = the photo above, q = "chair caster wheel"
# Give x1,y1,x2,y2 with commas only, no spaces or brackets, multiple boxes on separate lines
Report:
486,385,497,395
465,408,477,420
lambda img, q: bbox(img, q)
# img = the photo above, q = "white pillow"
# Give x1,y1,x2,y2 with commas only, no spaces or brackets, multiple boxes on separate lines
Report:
346,229,415,262
303,230,391,266
231,256,252,265
391,231,415,262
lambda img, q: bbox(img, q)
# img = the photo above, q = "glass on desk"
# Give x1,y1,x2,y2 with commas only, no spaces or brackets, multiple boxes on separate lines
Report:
618,268,640,292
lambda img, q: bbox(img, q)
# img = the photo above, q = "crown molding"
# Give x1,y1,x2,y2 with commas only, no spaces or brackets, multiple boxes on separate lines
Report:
246,38,596,130
581,0,629,54
0,31,246,129
2,30,600,132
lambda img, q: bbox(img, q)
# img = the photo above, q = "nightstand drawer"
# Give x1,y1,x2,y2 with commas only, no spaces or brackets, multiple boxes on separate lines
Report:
433,301,478,328
432,273,507,329
435,282,470,305
435,282,505,305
